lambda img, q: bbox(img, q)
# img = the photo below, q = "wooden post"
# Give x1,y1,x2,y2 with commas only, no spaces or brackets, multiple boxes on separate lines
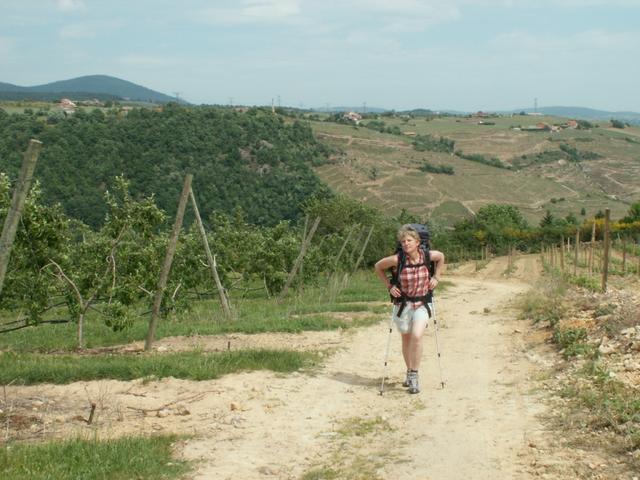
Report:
559,235,565,272
299,216,309,285
601,209,611,292
145,174,192,350
621,235,627,274
334,224,357,270
279,217,321,300
0,139,42,297
574,228,579,276
589,221,596,276
189,187,232,319
512,245,515,270
352,225,374,273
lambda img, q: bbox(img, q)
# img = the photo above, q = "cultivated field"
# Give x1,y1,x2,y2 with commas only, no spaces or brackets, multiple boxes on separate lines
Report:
311,115,640,225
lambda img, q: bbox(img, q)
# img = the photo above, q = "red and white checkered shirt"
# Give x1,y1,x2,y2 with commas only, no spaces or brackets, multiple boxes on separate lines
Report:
398,250,430,308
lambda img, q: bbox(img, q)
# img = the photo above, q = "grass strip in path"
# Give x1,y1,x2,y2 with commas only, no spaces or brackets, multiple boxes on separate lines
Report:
1,434,191,480
0,349,319,385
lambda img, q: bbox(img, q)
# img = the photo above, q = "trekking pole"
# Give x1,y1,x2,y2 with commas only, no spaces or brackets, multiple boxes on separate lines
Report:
379,313,394,395
430,294,446,389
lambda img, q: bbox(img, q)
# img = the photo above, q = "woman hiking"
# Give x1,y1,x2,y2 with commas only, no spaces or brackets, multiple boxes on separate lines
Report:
374,224,445,394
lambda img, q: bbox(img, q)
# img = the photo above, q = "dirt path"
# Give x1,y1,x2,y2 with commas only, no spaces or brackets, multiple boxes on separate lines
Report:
316,132,412,150
7,255,570,479
181,254,552,479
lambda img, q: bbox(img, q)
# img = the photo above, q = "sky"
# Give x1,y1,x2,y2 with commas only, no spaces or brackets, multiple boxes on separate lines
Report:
1,0,640,112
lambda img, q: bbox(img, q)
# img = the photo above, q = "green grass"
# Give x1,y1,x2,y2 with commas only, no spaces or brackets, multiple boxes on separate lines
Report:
566,273,600,291
0,272,386,353
520,267,640,465
561,362,640,454
553,327,596,359
301,415,391,480
0,435,191,480
301,467,341,480
0,348,319,385
518,274,566,326
337,416,391,438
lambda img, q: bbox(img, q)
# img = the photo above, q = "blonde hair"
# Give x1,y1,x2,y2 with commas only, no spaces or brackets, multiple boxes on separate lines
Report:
396,224,420,243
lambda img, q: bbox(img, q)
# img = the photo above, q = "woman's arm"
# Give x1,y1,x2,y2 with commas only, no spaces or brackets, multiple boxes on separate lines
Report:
374,255,400,297
428,250,445,290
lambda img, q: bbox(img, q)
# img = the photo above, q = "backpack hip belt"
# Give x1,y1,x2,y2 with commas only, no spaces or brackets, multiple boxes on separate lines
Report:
393,292,433,317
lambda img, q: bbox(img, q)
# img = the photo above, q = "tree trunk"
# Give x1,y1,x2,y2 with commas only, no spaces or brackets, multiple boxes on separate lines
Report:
0,139,42,297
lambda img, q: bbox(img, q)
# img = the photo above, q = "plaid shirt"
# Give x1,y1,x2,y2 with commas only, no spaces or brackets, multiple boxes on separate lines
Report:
398,250,430,308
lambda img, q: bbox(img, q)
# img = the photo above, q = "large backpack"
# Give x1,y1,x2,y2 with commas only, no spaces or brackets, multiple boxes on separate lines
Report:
390,223,435,310
392,223,432,281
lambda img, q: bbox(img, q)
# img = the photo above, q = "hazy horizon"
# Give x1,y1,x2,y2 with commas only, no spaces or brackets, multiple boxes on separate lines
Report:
2,1,639,112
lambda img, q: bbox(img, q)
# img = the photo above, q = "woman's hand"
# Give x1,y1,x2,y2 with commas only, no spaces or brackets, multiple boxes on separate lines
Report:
428,277,440,290
388,285,401,298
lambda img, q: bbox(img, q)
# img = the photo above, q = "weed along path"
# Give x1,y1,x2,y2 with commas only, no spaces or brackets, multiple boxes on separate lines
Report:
7,255,572,479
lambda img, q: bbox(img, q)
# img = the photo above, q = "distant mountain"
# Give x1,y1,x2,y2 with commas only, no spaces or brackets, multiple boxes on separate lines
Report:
511,106,640,125
309,105,640,124
0,75,181,103
0,82,25,92
398,108,467,116
312,106,388,114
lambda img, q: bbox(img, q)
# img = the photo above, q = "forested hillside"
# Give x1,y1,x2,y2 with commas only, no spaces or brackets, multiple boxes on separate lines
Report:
0,105,330,227
0,74,178,103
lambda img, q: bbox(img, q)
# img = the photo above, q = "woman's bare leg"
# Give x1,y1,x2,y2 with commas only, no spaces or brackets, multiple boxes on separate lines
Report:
408,316,428,370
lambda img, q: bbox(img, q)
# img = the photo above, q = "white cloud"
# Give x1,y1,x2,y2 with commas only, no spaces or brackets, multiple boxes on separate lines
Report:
459,0,640,6
196,0,302,24
193,0,453,30
489,29,640,54
332,0,460,30
59,23,94,38
542,0,640,6
351,0,437,12
0,37,14,57
343,30,402,51
242,0,301,19
117,54,180,68
56,0,85,12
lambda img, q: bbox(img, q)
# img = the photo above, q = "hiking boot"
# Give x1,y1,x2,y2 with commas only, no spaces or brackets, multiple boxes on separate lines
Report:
402,370,411,388
407,371,420,394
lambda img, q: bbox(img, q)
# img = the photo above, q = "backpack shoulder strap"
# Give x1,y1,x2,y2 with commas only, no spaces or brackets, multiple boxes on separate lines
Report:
392,251,406,287
420,245,433,277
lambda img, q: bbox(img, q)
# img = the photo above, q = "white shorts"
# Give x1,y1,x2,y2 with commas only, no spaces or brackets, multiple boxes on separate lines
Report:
392,303,431,334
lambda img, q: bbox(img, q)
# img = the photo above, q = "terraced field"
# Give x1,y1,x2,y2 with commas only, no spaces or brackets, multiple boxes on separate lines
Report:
311,115,639,224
